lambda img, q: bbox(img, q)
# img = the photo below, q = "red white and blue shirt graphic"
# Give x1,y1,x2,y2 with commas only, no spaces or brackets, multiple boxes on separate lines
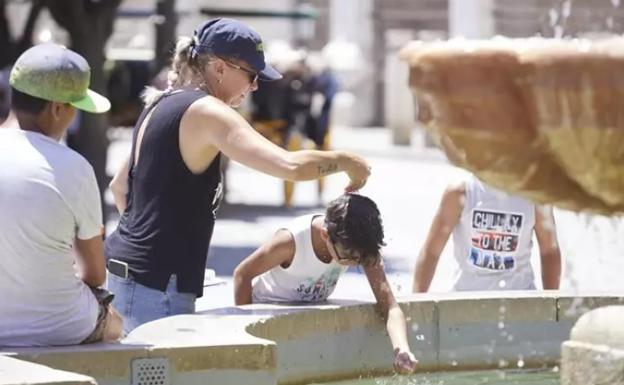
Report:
468,209,524,271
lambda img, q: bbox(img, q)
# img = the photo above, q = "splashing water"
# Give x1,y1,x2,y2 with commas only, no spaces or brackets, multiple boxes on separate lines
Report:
607,16,614,30
517,356,525,368
548,0,574,38
559,211,624,293
316,369,558,384
561,0,572,19
549,8,559,29
547,0,624,37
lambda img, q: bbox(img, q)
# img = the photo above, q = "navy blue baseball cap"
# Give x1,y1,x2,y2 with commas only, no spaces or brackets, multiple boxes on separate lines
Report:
191,18,282,81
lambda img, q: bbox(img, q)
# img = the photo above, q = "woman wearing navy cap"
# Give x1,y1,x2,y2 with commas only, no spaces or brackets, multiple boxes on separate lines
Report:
105,18,371,333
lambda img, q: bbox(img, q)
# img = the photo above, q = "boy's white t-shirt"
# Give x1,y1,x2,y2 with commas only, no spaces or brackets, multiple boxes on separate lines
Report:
0,129,101,346
451,175,537,291
252,214,348,303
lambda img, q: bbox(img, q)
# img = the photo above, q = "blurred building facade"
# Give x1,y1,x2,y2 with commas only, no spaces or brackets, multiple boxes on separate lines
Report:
493,0,624,38
5,0,624,129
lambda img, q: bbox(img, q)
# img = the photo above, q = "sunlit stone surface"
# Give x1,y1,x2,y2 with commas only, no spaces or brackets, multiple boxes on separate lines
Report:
561,306,624,385
400,37,624,215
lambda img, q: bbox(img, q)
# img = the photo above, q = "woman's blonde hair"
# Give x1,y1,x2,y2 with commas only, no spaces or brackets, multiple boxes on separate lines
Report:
142,36,213,108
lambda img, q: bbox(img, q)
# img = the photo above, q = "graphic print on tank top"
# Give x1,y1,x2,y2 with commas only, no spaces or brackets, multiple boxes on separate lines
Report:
295,265,343,302
211,179,224,219
468,208,524,271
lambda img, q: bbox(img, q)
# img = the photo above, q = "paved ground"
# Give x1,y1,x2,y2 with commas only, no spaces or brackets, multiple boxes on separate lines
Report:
105,126,624,311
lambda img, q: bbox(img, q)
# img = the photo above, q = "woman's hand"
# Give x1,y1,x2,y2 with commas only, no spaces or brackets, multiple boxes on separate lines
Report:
343,152,371,192
394,348,418,374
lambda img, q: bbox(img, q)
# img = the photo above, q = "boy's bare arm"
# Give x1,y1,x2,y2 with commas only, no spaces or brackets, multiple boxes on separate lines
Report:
233,229,295,305
535,206,561,290
364,261,417,373
75,234,106,287
412,182,464,292
109,156,129,214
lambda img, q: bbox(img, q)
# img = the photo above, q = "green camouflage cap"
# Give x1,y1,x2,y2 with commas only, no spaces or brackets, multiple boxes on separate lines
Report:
9,43,110,113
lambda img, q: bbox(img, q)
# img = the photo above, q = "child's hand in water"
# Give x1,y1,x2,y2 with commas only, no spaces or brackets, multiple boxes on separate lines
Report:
394,348,418,374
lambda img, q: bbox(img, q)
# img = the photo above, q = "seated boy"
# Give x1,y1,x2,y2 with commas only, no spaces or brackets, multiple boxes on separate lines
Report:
0,44,122,346
234,193,417,373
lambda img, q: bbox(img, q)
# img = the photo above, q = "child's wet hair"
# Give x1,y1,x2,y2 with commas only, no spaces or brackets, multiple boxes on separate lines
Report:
324,193,385,266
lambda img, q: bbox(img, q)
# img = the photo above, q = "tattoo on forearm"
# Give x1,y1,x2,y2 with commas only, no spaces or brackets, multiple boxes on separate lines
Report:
318,163,338,176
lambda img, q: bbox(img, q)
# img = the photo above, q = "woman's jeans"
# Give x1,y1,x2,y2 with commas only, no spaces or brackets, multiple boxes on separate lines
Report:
107,274,196,335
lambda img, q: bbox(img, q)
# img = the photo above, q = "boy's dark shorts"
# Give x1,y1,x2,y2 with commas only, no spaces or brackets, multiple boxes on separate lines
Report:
81,287,115,344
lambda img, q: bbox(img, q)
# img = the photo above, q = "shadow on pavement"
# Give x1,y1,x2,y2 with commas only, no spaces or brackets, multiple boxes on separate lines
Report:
207,245,257,276
216,201,322,222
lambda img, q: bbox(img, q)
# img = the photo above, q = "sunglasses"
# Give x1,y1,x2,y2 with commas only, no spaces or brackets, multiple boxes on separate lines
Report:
329,237,359,265
222,59,258,84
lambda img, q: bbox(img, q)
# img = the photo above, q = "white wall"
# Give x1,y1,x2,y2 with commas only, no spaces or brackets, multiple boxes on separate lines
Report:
328,0,375,127
384,29,415,145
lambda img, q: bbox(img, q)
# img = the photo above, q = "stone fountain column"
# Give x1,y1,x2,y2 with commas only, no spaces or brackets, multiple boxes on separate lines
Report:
561,306,624,385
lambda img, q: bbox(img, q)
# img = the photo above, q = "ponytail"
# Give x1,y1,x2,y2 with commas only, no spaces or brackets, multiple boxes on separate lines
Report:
142,36,196,108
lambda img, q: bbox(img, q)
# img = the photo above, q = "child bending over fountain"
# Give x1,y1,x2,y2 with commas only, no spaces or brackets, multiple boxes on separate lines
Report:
234,193,417,373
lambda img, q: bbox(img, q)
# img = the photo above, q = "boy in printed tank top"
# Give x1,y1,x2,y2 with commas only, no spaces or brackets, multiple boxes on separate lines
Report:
412,175,561,292
234,193,417,373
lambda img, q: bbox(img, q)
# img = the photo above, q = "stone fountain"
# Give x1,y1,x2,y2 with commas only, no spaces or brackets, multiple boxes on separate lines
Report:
400,37,624,215
401,37,624,385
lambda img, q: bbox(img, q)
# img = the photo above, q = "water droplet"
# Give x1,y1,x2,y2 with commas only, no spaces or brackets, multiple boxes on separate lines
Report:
416,334,425,341
562,0,572,18
499,305,506,314
411,323,420,332
549,8,558,27
498,359,508,368
507,334,514,342
553,366,560,373
498,321,505,329
451,360,458,366
498,280,506,288
517,359,525,368
607,17,614,29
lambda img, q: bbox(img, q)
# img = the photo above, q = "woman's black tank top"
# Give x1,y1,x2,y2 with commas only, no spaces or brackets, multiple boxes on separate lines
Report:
105,90,222,297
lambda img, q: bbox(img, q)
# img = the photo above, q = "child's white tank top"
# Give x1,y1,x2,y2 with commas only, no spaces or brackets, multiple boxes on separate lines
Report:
252,214,348,303
451,175,536,291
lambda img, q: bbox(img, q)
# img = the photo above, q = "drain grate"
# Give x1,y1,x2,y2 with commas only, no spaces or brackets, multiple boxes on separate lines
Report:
131,358,170,385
